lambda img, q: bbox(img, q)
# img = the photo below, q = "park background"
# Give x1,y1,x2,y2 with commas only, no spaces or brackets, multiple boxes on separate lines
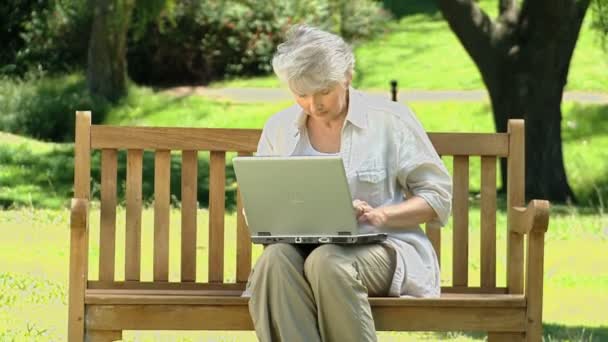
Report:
1,0,607,341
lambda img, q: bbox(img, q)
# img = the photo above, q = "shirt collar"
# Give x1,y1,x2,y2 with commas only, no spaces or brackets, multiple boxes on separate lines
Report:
291,86,368,136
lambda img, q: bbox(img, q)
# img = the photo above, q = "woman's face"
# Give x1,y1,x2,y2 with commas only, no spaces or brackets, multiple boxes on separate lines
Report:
291,80,349,122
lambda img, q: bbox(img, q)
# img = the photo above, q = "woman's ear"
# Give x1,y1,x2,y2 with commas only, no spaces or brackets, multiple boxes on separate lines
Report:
345,72,353,86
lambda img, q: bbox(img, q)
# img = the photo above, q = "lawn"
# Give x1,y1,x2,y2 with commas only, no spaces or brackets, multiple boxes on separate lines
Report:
1,203,607,341
1,1,607,340
210,1,608,92
1,90,607,340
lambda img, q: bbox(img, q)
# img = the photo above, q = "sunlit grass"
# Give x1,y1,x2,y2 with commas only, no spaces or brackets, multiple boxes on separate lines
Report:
0,205,606,341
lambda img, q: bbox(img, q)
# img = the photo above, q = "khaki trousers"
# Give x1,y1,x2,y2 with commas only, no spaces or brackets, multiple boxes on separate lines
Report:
246,243,396,342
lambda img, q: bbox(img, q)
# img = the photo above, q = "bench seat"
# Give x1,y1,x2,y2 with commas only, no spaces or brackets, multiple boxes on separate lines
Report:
84,289,527,332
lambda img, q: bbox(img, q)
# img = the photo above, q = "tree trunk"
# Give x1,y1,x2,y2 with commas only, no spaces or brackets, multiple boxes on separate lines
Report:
438,0,590,203
87,0,136,102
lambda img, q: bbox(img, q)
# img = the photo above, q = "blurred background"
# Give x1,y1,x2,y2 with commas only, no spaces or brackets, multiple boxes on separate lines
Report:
1,0,607,340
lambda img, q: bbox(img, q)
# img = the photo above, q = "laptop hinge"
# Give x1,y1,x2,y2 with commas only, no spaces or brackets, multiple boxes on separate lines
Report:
338,231,352,235
258,232,271,236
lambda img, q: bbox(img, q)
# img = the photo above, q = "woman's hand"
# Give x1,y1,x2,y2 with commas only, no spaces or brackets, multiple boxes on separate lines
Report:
353,199,373,219
353,200,387,227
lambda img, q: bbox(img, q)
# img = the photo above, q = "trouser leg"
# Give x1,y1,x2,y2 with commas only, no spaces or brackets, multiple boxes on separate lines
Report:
247,243,321,342
304,243,395,342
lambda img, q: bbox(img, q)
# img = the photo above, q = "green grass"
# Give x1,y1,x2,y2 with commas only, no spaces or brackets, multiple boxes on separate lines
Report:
0,203,606,341
210,1,608,92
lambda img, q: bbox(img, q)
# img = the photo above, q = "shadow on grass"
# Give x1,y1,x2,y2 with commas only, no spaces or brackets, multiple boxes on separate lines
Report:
428,323,608,341
380,0,440,19
0,144,238,211
562,104,608,142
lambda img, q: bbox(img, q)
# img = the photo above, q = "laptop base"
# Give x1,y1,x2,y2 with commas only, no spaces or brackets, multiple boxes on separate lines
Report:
251,233,388,245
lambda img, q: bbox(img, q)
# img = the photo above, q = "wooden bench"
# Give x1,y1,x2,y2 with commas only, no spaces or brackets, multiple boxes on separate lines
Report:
68,111,550,341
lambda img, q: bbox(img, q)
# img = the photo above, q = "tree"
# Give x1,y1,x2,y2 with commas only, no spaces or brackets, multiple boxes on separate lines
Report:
437,0,592,202
87,0,136,102
87,0,170,102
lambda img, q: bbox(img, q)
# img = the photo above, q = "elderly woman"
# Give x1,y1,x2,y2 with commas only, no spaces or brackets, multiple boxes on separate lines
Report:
244,25,452,342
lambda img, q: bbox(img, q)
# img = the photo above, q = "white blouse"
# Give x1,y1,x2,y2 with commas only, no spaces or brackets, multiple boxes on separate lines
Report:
256,87,453,298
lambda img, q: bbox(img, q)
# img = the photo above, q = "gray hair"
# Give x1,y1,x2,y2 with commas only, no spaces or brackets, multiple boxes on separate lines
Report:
272,25,355,95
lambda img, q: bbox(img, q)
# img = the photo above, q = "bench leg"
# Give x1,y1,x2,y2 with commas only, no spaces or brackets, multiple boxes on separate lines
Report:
85,330,122,342
487,332,525,341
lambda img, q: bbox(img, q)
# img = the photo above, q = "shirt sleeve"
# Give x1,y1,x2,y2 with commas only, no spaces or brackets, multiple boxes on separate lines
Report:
395,116,453,227
255,125,275,156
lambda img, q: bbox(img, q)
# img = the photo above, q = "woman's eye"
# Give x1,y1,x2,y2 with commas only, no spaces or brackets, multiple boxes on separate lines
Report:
321,90,330,95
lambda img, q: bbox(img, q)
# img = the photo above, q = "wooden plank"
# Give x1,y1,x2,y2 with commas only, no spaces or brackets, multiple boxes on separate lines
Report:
85,330,122,342
125,150,143,281
526,231,547,342
481,156,497,289
86,291,525,307
429,133,509,156
99,149,118,282
488,332,525,341
68,111,91,342
440,286,508,294
91,126,261,151
86,280,507,294
452,156,469,287
507,119,525,294
154,150,171,282
208,151,226,283
87,305,526,332
425,225,441,268
372,306,525,332
236,151,252,283
181,151,198,282
87,281,246,291
91,126,508,157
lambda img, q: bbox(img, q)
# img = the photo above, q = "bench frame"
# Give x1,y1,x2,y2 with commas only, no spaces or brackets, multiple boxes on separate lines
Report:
68,111,550,341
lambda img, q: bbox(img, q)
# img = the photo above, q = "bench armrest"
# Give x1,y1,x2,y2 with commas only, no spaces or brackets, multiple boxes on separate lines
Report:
510,199,550,235
70,198,89,230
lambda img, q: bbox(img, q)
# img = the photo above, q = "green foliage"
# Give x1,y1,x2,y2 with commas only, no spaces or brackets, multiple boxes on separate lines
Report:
0,73,110,142
9,0,91,75
592,0,608,49
127,0,390,84
0,0,48,75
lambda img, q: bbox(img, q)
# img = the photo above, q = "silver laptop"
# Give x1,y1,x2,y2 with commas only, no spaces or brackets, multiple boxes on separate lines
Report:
232,156,387,244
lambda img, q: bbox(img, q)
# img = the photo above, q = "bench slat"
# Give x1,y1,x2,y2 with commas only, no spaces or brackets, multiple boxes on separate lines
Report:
425,224,441,268
85,291,525,307
86,305,526,332
90,126,508,157
236,151,253,283
125,149,143,281
425,154,443,268
86,280,508,294
99,149,118,282
507,120,525,294
69,112,91,342
453,156,469,287
181,151,198,282
209,151,226,283
91,126,261,151
154,150,171,282
481,156,497,288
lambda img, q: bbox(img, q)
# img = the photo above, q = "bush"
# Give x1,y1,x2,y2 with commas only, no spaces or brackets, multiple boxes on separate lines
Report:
0,72,110,142
128,0,391,84
0,0,91,76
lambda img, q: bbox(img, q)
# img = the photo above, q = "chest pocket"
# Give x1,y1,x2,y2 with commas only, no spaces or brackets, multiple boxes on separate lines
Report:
356,167,388,207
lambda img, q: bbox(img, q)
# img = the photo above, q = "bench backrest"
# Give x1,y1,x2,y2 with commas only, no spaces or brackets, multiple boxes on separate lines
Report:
74,111,526,295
